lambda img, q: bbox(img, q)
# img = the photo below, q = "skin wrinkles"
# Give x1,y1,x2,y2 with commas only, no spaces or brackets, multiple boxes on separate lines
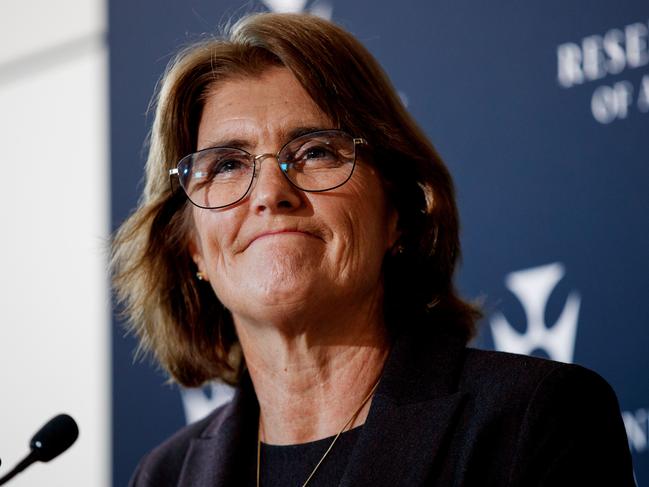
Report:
189,66,400,444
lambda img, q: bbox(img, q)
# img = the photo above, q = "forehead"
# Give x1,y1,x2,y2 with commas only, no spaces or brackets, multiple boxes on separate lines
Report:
197,67,333,150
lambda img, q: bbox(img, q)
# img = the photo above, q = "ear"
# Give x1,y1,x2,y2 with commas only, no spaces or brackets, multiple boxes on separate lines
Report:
188,234,209,282
386,205,402,252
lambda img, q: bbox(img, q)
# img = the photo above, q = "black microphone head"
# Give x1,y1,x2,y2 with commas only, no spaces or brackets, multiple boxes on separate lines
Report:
29,414,79,462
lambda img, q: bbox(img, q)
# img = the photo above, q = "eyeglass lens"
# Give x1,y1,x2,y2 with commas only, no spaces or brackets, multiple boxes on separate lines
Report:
177,130,357,209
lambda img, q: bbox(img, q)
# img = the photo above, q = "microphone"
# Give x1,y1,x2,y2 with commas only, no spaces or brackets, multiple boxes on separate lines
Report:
0,414,79,485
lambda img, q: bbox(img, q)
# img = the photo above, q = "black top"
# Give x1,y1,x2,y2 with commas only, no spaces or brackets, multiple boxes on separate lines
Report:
253,426,363,486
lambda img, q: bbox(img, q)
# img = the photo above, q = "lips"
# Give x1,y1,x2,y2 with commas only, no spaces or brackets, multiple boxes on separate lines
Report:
244,228,321,250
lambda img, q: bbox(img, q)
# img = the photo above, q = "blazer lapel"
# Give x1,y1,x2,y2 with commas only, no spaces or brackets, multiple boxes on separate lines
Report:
340,324,467,486
177,375,258,486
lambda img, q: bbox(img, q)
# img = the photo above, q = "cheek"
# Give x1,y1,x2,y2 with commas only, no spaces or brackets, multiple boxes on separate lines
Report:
191,209,236,269
349,173,394,247
329,187,393,278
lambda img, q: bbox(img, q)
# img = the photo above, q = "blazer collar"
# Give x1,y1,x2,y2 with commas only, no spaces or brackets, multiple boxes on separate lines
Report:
177,375,258,486
178,323,467,486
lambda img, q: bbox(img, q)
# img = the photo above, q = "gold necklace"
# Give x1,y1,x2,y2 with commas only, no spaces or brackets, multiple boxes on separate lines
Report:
256,377,381,487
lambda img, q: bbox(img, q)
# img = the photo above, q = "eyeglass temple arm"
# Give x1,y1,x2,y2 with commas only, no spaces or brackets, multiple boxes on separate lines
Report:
169,168,179,176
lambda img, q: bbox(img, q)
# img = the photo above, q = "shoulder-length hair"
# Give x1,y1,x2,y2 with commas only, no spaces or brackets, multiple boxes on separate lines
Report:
112,12,481,387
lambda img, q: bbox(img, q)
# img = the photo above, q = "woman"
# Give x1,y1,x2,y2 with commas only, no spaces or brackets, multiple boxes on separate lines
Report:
113,12,634,486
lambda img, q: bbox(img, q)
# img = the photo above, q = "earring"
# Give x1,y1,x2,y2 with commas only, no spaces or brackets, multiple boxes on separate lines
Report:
391,243,405,256
196,271,207,281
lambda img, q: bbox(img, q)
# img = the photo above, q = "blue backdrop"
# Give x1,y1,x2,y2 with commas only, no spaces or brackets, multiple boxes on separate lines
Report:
110,1,649,485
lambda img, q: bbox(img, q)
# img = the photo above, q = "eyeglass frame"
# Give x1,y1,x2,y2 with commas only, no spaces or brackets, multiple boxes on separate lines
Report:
168,129,367,210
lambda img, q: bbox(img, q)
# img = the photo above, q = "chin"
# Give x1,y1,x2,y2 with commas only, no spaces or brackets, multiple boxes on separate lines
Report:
247,247,322,284
226,273,329,323
252,275,318,305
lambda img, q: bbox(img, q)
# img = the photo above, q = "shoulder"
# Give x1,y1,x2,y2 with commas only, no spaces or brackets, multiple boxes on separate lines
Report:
459,347,614,400
457,347,622,435
457,348,634,485
128,403,230,487
461,348,610,390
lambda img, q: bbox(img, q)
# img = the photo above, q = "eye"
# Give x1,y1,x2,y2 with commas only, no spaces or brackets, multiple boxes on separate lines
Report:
202,150,252,180
190,151,251,192
291,143,339,168
303,145,332,160
211,158,246,175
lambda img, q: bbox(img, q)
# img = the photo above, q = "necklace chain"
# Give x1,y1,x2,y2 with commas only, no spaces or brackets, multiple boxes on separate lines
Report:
256,377,381,487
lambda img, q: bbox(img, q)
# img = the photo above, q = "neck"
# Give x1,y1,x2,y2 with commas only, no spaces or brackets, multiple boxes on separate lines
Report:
233,293,390,445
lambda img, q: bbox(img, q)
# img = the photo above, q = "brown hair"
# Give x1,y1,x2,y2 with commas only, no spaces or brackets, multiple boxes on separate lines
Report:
112,12,481,387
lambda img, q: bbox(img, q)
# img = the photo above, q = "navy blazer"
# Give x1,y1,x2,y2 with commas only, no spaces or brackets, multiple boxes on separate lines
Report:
129,324,635,486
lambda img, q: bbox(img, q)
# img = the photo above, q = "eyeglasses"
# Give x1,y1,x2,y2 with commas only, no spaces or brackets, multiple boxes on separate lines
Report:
169,129,366,209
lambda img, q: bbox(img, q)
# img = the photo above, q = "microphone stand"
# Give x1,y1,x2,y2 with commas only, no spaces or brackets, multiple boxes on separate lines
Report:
0,450,39,485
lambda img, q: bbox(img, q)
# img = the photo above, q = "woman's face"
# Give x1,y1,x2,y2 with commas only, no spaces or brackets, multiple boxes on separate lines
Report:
190,67,399,328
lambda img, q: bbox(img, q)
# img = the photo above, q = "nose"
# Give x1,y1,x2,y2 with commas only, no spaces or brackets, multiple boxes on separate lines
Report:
249,154,302,213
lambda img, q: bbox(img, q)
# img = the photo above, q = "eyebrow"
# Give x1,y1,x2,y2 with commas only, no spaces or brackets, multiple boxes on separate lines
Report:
200,125,330,151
